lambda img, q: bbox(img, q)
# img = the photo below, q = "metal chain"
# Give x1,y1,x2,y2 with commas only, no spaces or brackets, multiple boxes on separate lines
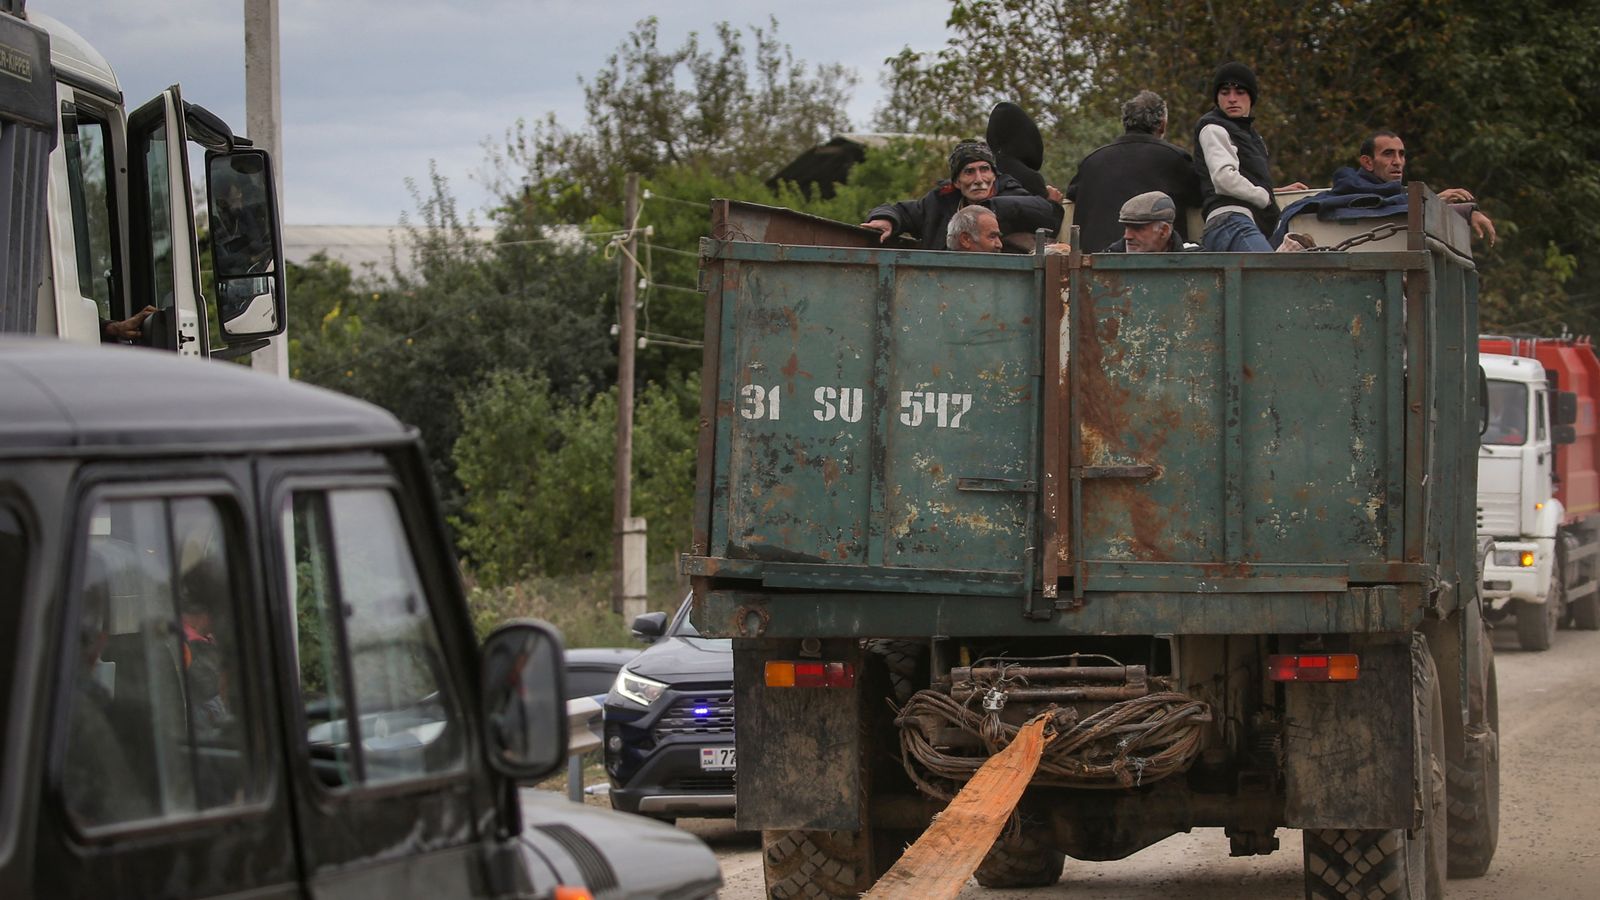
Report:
1305,220,1408,252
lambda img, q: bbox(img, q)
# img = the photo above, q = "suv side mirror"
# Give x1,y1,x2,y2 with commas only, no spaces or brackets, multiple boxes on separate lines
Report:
480,620,568,781
1555,390,1579,427
630,611,667,643
205,149,287,342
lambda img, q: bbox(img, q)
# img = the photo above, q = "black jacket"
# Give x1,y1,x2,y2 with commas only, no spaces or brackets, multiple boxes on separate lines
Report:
1066,133,1202,253
867,174,1060,250
1193,109,1280,237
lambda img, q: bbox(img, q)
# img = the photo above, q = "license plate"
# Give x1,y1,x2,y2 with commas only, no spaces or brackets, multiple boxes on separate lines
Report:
699,747,736,771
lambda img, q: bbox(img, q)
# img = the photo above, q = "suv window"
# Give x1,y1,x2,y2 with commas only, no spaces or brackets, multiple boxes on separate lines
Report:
61,495,260,830
61,102,118,321
0,505,27,792
289,488,464,788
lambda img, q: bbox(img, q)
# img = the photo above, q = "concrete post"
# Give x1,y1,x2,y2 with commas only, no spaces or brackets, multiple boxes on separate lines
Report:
619,517,649,622
243,0,288,378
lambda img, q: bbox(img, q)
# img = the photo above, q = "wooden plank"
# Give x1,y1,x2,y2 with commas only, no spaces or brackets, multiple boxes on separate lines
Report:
865,717,1052,900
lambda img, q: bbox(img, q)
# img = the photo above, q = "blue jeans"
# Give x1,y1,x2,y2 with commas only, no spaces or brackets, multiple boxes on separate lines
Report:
1202,212,1272,252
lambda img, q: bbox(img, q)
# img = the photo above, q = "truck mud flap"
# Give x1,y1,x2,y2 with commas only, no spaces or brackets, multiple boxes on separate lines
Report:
1283,637,1415,829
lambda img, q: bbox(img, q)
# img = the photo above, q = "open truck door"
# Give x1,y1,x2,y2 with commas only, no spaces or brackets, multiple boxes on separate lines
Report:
127,86,286,358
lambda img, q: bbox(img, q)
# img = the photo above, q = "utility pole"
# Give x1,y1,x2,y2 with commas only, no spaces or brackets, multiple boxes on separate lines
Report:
612,173,647,619
243,0,288,379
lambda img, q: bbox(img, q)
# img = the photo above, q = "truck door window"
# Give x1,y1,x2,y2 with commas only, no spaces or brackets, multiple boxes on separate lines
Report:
61,104,119,321
134,118,176,311
1482,380,1527,446
288,488,465,788
60,495,261,830
1535,390,1547,441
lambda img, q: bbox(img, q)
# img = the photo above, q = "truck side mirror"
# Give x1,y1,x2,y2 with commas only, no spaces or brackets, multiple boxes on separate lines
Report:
1555,390,1579,427
480,620,569,781
1554,424,1577,445
205,148,287,342
631,611,668,643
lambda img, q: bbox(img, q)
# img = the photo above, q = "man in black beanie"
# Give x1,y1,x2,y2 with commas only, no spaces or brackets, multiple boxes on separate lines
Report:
1192,61,1305,251
861,139,1060,251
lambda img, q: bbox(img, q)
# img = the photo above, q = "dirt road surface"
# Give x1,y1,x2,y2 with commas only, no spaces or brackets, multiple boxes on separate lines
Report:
683,626,1600,898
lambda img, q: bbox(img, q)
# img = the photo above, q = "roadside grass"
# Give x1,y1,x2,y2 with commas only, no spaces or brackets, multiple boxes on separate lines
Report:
466,562,689,646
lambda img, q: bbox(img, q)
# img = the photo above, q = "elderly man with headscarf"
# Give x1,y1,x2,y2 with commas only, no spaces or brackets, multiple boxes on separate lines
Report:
861,139,1060,251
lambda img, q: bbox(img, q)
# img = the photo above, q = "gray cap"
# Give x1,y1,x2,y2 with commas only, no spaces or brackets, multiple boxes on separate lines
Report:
1118,191,1176,224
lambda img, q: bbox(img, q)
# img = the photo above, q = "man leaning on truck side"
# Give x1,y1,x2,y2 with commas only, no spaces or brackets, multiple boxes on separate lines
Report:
861,140,1060,250
1355,131,1497,245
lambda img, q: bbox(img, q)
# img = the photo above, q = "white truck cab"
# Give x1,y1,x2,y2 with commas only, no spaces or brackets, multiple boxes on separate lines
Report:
1479,352,1566,646
4,7,286,358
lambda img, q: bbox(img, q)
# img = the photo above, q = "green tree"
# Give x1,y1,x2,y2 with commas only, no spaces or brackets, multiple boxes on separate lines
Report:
452,370,697,586
487,16,857,223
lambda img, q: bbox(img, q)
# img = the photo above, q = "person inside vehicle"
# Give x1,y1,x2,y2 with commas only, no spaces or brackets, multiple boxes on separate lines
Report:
1100,192,1199,253
63,553,151,825
100,306,160,343
1193,61,1307,252
1355,131,1496,245
178,556,233,734
946,205,1004,252
861,140,1060,250
1066,90,1202,252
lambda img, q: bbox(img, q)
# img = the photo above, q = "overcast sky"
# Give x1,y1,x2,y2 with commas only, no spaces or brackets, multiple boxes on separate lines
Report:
60,1,951,225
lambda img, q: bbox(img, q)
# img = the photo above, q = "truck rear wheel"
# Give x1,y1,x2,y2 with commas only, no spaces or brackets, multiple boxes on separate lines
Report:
1303,641,1445,900
973,825,1065,888
1447,657,1499,878
1515,573,1560,651
763,830,872,899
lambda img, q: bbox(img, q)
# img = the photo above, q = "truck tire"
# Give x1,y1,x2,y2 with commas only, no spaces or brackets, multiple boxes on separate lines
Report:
863,639,926,704
1564,540,1599,630
973,826,1065,888
1515,570,1560,651
763,830,872,899
1303,641,1445,900
1447,658,1499,878
1571,593,1600,630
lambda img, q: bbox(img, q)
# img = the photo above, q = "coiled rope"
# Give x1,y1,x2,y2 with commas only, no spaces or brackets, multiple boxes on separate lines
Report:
895,689,1210,799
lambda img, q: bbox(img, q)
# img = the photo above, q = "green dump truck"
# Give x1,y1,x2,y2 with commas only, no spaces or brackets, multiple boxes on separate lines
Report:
687,188,1496,899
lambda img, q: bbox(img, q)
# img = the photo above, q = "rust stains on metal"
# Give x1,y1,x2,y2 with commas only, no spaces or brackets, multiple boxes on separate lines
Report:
822,457,841,490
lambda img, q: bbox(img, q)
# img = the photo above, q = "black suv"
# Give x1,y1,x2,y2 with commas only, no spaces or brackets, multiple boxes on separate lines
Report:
603,595,735,823
0,341,720,899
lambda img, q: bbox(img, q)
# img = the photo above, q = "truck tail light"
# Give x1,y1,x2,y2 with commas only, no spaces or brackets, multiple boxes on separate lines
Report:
1268,654,1360,682
765,660,856,688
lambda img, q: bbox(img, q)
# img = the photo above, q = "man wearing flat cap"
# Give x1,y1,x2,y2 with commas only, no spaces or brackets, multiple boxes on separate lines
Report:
862,139,1060,251
1101,191,1197,253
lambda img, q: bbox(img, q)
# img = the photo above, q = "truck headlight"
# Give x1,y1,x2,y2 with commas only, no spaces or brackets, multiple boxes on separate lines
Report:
1492,549,1534,567
614,668,668,707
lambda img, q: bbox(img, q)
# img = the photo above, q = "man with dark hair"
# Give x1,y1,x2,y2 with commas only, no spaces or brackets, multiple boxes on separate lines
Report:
1355,131,1496,244
946,206,1004,252
1192,62,1306,251
1065,90,1202,253
1272,130,1498,247
861,140,1059,250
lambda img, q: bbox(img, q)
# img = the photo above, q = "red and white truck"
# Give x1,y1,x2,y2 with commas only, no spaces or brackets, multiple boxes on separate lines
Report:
1478,334,1600,649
